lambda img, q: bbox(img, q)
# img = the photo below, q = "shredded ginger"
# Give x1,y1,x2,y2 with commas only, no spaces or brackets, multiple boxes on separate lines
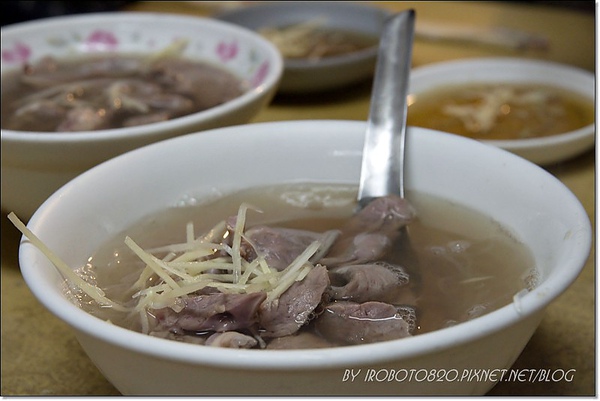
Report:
8,204,326,317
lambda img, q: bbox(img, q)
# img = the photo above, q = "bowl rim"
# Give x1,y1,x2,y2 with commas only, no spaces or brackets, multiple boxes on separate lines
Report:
408,57,595,149
18,120,592,370
0,11,284,143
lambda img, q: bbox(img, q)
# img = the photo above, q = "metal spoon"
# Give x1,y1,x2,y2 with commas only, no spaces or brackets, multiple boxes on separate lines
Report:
357,9,415,207
356,10,420,288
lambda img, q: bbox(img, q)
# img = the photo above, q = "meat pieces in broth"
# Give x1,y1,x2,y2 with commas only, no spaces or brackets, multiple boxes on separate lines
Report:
140,194,417,348
1,40,245,132
8,182,537,350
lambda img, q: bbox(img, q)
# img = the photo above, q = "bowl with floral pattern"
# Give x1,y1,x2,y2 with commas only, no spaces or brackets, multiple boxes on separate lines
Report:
1,12,283,219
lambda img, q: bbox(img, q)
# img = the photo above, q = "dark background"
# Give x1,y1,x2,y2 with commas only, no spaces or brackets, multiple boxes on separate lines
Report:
1,1,595,27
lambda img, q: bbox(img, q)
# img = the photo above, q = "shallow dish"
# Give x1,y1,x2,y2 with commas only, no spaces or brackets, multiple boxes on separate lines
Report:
15,120,591,396
1,12,283,219
216,2,391,94
408,57,595,165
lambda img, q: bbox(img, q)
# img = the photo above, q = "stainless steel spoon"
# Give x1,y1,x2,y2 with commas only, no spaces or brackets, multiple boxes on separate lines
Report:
356,10,420,287
357,9,415,207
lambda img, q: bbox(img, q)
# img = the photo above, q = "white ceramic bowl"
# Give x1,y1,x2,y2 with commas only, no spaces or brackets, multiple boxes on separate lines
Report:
216,2,391,94
408,58,595,165
1,12,283,219
16,120,590,396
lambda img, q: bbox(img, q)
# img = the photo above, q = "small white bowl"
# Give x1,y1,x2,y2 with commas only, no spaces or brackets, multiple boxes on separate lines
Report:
216,2,391,94
1,12,283,219
17,120,591,396
408,58,595,165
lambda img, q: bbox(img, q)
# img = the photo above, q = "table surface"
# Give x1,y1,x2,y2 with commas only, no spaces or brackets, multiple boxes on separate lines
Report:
1,1,595,396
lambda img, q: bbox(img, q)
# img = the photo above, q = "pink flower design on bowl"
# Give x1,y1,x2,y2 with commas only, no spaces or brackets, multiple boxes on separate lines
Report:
2,41,31,64
216,40,238,62
84,30,119,52
250,60,270,88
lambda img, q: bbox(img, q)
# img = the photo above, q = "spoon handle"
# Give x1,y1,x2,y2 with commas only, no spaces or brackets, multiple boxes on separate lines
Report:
357,9,415,207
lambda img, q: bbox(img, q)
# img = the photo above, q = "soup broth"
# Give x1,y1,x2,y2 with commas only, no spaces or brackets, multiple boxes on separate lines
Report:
1,51,245,132
407,83,594,140
68,183,537,348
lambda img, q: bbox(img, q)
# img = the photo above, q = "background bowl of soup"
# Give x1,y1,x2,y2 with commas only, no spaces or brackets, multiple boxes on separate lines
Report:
216,2,391,94
1,12,283,219
13,120,590,396
407,57,595,166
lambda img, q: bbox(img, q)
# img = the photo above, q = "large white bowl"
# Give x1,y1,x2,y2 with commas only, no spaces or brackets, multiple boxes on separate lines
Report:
408,58,595,165
1,12,283,219
17,121,590,396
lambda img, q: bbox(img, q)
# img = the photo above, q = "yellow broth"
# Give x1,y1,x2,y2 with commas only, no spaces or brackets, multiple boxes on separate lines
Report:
407,83,594,140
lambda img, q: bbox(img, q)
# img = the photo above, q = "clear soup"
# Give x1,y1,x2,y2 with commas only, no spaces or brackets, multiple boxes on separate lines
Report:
69,183,537,349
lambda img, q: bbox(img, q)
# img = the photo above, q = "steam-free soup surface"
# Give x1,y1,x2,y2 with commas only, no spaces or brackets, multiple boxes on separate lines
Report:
70,183,536,349
407,83,594,140
1,52,245,132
